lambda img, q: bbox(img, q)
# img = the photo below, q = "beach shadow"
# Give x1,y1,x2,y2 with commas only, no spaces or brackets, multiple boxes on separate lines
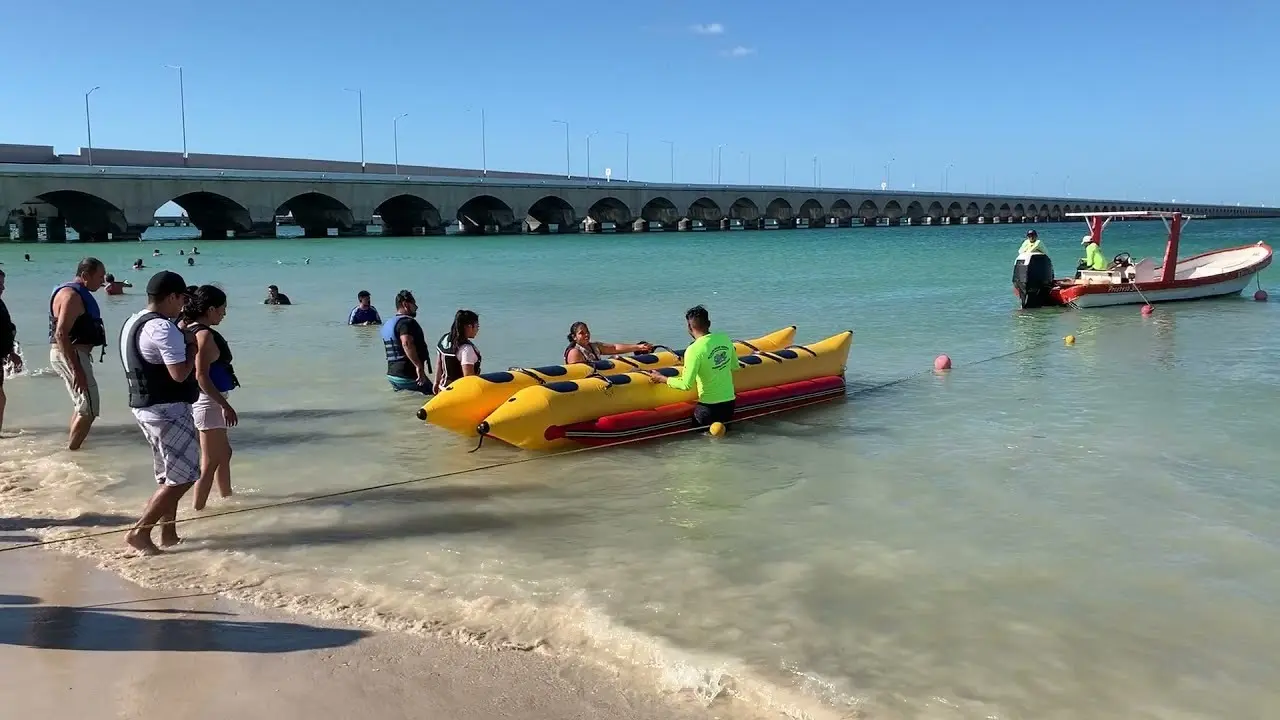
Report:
0,595,39,605
0,513,134,533
0,603,368,653
16,424,377,451
203,508,579,552
237,408,381,423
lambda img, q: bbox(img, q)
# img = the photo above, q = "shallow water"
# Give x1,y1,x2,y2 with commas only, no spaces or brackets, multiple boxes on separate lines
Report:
2,221,1278,719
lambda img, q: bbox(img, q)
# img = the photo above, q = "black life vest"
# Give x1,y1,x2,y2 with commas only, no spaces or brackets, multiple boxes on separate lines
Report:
185,322,239,392
121,312,200,408
436,333,481,391
48,281,107,355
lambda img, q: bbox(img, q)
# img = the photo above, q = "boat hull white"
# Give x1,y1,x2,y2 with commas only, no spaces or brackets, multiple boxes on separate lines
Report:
1068,272,1257,308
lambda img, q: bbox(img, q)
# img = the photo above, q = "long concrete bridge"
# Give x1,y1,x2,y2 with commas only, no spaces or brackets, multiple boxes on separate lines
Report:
2,144,1274,242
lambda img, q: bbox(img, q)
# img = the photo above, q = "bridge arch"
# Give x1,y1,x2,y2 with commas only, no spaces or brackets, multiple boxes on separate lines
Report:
799,199,825,224
1026,203,1038,218
998,203,1012,221
457,194,517,235
906,201,926,223
765,198,794,224
640,197,680,226
858,199,879,223
688,197,723,225
965,202,981,222
982,203,996,221
729,197,760,222
1013,203,1025,219
277,192,356,236
883,200,903,222
947,202,964,222
587,197,633,226
927,201,945,222
8,189,130,242
830,199,854,222
150,191,254,239
374,194,442,237
1050,205,1062,220
525,195,576,233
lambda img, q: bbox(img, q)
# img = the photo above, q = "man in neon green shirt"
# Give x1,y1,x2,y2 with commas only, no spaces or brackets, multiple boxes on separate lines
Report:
1079,235,1107,271
1019,229,1046,255
646,305,737,428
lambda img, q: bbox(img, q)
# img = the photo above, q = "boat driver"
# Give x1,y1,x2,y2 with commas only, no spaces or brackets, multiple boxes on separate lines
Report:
1019,229,1046,255
1078,235,1107,272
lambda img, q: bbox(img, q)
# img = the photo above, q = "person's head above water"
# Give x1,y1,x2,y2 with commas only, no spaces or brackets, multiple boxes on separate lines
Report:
448,309,480,347
105,273,116,284
75,257,107,291
567,321,591,347
182,284,228,326
187,257,195,266
684,304,711,338
266,284,280,298
394,290,417,316
145,270,188,319
357,290,372,308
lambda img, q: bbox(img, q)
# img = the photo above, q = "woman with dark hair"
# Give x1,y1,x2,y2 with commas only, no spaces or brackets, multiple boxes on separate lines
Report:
563,322,652,364
179,284,239,511
435,309,481,393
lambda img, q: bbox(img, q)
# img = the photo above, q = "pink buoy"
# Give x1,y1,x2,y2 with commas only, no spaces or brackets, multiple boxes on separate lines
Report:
933,354,952,371
1140,304,1154,316
1255,289,1269,302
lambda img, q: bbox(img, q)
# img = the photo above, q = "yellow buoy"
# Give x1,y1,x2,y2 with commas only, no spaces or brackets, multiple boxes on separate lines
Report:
708,422,727,437
1064,335,1076,346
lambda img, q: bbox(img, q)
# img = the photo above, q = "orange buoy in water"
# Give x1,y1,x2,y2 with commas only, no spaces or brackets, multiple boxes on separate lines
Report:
1141,304,1154,316
934,354,952,371
1255,289,1269,302
1064,335,1076,346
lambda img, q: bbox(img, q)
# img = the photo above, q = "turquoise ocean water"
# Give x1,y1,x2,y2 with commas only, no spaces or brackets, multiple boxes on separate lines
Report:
1,220,1277,719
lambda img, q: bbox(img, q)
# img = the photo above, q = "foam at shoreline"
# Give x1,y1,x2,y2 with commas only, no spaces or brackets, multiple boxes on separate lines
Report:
0,437,862,720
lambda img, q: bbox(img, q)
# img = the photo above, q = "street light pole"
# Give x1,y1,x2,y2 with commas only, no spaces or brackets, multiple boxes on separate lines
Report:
783,155,788,186
661,140,674,182
343,88,365,171
742,151,751,184
393,113,408,174
885,158,895,189
812,155,819,188
944,163,953,192
84,86,100,167
165,66,187,161
552,120,570,179
585,130,598,179
480,108,487,175
616,131,630,182
716,144,726,184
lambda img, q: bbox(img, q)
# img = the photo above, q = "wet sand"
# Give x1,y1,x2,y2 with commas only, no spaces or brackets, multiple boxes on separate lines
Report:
0,539,717,720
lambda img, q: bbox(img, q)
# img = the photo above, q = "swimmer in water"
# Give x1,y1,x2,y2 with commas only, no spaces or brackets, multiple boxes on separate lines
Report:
133,258,145,270
187,257,195,266
104,274,133,296
152,249,162,257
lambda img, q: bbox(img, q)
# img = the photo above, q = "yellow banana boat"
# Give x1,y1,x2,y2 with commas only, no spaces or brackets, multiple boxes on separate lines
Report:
419,326,797,436
478,331,852,451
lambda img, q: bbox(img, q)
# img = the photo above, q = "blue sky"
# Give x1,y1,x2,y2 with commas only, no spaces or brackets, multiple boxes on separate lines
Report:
3,0,1277,206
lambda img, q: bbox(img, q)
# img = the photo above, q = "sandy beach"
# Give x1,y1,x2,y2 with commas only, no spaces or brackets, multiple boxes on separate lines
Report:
0,533,721,720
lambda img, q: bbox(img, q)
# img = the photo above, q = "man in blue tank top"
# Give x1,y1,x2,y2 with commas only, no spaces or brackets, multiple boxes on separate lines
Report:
49,257,108,450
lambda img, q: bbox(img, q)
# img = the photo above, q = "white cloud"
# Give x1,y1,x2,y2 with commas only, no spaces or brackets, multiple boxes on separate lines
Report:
722,45,756,57
691,23,725,35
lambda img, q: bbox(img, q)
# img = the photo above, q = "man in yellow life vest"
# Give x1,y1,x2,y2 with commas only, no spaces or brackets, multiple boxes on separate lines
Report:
1019,229,1046,255
1078,235,1107,272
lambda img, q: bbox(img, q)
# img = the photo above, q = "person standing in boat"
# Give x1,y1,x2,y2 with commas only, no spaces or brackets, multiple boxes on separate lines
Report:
646,305,737,430
435,310,481,393
1078,235,1107,272
1019,229,1046,255
563,322,653,364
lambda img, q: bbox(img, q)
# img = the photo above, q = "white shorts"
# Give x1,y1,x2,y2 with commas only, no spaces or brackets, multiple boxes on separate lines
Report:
192,392,231,431
49,347,100,417
132,403,200,487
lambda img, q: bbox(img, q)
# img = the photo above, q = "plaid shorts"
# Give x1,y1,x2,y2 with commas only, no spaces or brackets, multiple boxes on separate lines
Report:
131,403,200,487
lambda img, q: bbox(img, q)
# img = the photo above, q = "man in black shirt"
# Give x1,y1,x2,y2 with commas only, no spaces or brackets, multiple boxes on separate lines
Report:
263,285,292,305
380,290,431,393
0,269,24,433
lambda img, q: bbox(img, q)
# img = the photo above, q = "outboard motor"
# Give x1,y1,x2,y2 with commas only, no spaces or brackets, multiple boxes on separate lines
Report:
1012,252,1056,308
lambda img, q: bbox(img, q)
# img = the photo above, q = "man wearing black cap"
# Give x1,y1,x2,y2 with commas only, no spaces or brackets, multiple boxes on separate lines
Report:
1019,229,1046,255
119,271,201,555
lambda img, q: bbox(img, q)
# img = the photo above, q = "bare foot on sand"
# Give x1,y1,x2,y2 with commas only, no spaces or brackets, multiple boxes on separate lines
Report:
125,531,162,556
160,534,183,548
